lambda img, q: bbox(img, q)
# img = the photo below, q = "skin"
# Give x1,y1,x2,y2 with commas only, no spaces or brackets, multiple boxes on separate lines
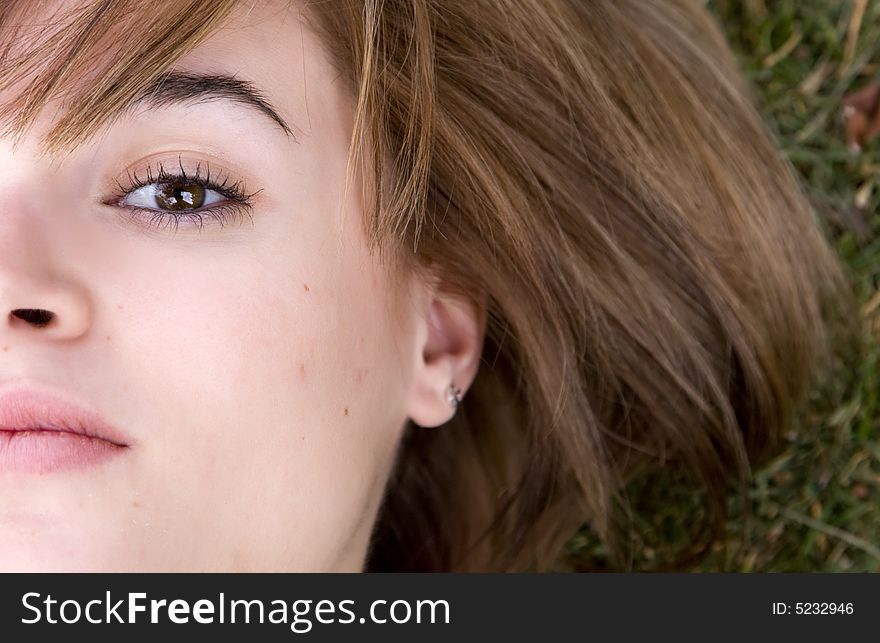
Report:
0,1,484,571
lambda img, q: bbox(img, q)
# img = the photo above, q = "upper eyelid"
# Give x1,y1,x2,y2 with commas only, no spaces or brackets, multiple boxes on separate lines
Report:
107,158,258,205
122,158,227,189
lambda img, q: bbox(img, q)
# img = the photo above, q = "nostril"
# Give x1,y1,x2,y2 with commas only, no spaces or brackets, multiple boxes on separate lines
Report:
10,308,56,328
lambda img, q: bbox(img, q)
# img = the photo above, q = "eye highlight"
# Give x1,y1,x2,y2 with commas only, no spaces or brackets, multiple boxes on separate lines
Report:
106,157,260,232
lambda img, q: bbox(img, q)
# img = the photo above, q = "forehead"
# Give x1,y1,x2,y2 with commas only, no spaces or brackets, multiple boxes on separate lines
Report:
0,0,315,151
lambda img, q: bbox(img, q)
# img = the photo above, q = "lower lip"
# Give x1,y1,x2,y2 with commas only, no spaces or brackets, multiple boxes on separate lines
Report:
0,429,125,474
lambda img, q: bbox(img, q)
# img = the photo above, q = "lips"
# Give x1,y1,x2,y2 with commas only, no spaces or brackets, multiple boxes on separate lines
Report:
0,387,129,474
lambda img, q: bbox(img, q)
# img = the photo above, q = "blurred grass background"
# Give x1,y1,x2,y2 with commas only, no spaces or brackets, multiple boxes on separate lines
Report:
565,0,880,572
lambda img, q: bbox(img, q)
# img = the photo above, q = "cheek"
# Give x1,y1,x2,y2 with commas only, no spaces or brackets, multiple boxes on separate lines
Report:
97,222,409,568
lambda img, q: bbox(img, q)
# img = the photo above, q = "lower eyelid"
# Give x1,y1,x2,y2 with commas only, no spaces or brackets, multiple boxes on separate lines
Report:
117,201,256,233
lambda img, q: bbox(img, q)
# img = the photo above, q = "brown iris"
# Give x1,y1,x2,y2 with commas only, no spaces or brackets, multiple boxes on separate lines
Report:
154,182,206,211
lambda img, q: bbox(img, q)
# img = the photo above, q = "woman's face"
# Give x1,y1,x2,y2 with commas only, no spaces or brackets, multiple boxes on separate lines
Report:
0,1,482,570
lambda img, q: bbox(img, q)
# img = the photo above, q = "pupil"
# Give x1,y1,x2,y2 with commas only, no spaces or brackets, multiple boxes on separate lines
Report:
156,183,206,211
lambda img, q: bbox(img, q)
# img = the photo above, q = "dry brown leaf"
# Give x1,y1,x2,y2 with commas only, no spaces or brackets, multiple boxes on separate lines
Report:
843,79,880,153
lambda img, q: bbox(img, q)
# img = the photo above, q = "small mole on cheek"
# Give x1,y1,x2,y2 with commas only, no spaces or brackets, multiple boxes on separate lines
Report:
303,283,310,292
344,406,349,417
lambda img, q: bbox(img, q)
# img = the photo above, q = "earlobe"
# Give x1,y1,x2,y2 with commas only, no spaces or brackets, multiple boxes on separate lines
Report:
405,288,486,429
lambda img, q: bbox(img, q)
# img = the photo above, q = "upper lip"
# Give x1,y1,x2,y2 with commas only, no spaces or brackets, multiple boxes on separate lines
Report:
0,385,129,448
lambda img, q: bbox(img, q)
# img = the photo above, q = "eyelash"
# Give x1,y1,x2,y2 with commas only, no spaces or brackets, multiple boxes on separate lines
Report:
108,158,259,232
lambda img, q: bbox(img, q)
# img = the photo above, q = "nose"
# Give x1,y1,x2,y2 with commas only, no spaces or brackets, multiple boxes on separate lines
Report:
0,227,93,342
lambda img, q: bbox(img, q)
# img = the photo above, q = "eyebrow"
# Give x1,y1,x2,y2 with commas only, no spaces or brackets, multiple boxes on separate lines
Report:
130,72,294,138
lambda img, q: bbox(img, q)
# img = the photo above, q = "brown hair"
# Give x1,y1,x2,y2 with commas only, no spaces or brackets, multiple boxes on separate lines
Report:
0,0,856,571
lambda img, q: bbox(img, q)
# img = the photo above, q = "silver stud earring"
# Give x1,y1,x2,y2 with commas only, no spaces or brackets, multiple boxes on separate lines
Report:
446,382,464,408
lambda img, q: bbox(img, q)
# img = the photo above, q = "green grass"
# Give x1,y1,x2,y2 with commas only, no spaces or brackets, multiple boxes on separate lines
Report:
565,0,880,572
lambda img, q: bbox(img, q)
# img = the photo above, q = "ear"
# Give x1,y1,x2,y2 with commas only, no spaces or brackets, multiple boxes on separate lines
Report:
405,283,487,428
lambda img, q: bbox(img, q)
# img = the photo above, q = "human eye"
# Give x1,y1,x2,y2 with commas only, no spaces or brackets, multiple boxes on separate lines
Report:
105,156,260,232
